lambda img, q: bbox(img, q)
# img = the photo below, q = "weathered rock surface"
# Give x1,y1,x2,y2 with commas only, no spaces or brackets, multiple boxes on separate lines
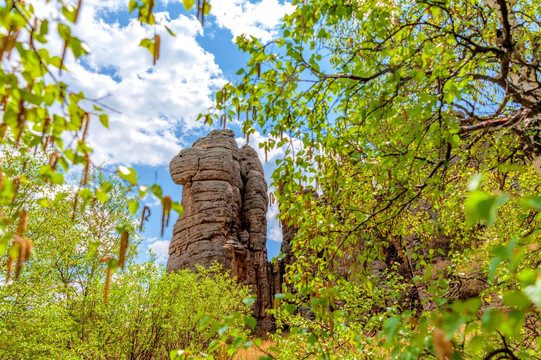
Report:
167,130,273,332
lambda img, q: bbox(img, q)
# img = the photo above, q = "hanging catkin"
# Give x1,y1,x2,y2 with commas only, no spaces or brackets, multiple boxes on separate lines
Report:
118,231,129,270
161,196,171,237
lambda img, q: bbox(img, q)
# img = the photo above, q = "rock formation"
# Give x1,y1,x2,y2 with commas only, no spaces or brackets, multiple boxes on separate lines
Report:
167,130,274,332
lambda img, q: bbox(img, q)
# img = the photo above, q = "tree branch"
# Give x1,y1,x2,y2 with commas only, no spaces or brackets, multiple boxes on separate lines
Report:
458,109,529,134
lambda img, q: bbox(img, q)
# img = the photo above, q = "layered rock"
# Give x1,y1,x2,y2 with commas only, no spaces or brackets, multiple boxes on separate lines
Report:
167,130,273,332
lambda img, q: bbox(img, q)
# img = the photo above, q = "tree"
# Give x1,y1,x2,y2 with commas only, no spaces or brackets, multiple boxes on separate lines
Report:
206,0,541,358
0,154,251,359
0,0,194,282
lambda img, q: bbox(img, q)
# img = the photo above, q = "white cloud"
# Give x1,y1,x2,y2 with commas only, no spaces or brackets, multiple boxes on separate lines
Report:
148,238,171,263
235,130,284,164
210,0,294,43
267,202,279,221
75,9,226,166
32,1,226,167
28,0,295,167
83,0,127,12
267,202,282,242
268,225,282,243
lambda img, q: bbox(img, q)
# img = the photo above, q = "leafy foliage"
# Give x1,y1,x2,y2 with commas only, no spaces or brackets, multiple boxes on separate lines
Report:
0,156,250,359
0,0,194,289
1,0,540,359
198,0,541,358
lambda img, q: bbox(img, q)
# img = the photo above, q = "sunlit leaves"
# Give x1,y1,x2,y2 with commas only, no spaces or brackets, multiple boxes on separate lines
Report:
214,0,541,358
117,166,137,185
61,5,77,24
139,36,160,64
99,113,109,128
128,1,138,13
128,199,139,214
182,0,195,12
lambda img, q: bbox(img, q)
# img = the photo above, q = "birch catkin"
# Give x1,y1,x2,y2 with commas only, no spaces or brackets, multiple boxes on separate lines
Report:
6,209,29,282
100,256,112,303
16,209,28,238
14,237,27,280
104,267,112,303
161,195,171,237
118,231,129,270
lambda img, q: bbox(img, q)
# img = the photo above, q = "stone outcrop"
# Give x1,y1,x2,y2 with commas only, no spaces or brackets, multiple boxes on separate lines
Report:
167,130,273,332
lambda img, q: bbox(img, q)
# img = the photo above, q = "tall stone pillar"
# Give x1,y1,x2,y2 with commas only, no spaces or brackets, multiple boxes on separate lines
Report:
167,129,273,332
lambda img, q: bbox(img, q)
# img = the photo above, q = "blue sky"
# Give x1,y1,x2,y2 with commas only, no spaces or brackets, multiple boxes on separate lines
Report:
43,0,294,263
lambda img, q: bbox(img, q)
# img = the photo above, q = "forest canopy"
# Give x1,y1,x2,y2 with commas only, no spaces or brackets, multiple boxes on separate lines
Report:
218,0,541,358
0,0,540,359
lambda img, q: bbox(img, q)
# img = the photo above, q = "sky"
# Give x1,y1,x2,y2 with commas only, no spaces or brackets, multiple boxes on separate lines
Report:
46,0,295,263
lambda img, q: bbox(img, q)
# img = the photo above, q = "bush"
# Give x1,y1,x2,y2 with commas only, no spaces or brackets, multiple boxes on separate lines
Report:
0,262,251,359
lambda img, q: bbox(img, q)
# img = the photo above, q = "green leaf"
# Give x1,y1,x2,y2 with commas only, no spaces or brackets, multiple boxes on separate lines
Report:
129,200,139,214
86,239,101,259
62,5,77,23
8,243,20,259
106,258,119,270
306,332,318,345
203,2,211,15
503,290,532,309
524,278,541,308
521,196,541,210
171,201,183,216
183,0,195,11
57,23,71,40
37,198,51,208
243,297,256,306
151,184,162,198
243,315,256,330
481,308,505,332
217,325,229,336
99,114,109,129
170,350,184,360
284,303,297,314
468,335,485,353
382,316,401,344
139,38,154,56
50,172,64,185
117,166,137,185
68,37,87,58
95,189,109,203
39,19,49,37
440,312,465,337
129,0,138,13
197,316,212,330
450,297,481,316
465,191,508,226
518,269,537,287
